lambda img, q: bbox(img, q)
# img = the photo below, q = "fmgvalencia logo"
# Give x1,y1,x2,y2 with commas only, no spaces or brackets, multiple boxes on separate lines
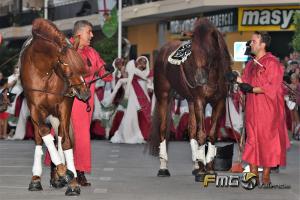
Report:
241,173,257,190
203,173,291,190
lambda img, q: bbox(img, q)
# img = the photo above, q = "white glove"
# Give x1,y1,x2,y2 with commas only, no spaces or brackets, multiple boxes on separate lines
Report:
287,100,296,110
284,95,289,102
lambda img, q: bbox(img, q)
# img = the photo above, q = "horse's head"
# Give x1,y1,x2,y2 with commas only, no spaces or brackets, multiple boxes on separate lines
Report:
191,18,232,90
31,18,91,101
57,47,91,101
191,18,232,71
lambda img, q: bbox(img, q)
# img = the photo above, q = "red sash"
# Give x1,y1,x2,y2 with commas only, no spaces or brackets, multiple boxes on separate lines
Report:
132,76,151,140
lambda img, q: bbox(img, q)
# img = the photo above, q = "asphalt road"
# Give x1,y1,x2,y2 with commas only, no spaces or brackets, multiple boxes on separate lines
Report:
0,140,299,200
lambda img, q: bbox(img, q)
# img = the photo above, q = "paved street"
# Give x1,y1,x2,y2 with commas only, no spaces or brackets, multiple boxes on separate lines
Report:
0,140,299,200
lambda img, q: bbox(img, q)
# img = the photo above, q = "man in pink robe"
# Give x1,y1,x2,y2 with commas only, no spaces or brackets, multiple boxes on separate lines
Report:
237,31,290,185
71,20,112,186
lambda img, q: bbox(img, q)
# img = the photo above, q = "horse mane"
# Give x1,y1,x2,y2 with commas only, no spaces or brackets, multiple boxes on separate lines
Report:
32,18,87,75
192,18,231,83
64,48,87,75
32,18,67,49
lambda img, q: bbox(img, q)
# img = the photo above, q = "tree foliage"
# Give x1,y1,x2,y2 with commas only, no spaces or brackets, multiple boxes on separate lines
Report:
93,33,118,65
0,45,19,76
292,12,300,52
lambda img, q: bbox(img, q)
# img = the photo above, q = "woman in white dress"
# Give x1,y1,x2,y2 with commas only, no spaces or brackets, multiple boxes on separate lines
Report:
106,56,150,144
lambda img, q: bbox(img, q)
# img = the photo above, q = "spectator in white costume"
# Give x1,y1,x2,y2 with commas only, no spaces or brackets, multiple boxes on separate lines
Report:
104,56,151,144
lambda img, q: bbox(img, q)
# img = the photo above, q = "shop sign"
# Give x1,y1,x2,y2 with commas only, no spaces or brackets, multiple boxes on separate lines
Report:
169,17,198,34
204,8,238,32
238,6,300,31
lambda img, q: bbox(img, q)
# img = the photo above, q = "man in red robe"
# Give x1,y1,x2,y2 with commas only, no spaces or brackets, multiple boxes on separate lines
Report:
237,31,290,185
71,20,112,186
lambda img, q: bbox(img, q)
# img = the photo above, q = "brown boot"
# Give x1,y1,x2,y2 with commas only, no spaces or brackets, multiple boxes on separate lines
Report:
262,167,271,185
76,170,91,186
250,164,259,185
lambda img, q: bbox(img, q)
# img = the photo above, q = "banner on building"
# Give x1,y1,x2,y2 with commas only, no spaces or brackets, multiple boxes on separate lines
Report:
169,17,198,35
238,6,300,31
204,8,238,32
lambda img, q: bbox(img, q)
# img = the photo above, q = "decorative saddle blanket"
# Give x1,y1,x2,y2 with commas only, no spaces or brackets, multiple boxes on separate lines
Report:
168,40,192,65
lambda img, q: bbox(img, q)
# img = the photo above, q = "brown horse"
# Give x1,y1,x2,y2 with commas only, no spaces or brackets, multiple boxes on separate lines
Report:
151,18,232,181
20,18,90,196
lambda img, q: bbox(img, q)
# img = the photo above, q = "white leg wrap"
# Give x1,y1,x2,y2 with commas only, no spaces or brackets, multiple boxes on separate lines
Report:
206,142,216,164
57,136,65,165
160,158,168,169
64,149,77,178
105,127,110,140
194,161,199,170
190,139,198,162
32,145,43,176
159,140,168,169
42,134,62,166
159,140,168,160
196,144,206,165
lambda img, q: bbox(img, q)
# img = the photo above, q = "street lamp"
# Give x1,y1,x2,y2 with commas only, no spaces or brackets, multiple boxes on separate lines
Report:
44,0,48,19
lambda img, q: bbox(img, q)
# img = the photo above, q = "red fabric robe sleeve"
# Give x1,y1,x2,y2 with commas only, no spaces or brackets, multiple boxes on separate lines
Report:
256,58,284,99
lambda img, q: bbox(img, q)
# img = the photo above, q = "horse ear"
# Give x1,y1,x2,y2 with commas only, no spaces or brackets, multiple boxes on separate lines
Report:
73,35,80,50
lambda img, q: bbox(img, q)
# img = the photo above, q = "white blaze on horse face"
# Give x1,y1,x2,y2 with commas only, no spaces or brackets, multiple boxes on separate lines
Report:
159,140,168,169
80,76,86,86
80,75,85,85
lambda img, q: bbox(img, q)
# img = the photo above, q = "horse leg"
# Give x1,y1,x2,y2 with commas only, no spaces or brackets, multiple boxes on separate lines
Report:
28,131,43,191
30,108,67,185
188,102,200,175
157,92,171,177
48,115,65,165
206,100,225,173
58,109,80,196
47,115,69,189
193,98,208,182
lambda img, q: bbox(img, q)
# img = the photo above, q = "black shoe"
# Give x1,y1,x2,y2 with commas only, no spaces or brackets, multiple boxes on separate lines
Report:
76,171,91,186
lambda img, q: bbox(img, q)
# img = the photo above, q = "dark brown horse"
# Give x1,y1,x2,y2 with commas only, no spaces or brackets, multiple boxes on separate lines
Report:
20,18,90,195
151,18,232,181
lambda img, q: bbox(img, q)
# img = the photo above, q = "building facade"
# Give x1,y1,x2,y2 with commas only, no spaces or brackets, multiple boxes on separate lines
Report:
122,0,300,69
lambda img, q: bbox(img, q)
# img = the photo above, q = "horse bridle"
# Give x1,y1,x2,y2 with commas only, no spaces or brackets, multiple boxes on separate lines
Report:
55,58,87,97
24,54,86,99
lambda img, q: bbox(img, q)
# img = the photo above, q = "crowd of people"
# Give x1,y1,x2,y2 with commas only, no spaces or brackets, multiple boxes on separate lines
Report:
0,23,298,187
282,52,300,140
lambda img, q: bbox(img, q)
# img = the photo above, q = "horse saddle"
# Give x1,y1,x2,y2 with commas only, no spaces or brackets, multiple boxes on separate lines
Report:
168,40,192,65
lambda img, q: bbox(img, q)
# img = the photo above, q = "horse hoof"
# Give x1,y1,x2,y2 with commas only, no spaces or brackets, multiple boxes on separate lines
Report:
28,180,43,191
64,169,75,183
50,179,65,189
157,169,171,177
65,185,81,196
192,169,200,176
195,172,206,182
58,169,74,187
206,171,217,176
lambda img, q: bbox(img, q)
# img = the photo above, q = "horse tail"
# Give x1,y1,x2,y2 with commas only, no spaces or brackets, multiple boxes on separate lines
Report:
148,93,174,156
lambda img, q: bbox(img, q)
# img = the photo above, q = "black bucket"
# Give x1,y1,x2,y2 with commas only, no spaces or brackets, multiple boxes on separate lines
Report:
214,143,234,171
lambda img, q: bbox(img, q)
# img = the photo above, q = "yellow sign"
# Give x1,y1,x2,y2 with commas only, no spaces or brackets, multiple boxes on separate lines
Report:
238,6,300,31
